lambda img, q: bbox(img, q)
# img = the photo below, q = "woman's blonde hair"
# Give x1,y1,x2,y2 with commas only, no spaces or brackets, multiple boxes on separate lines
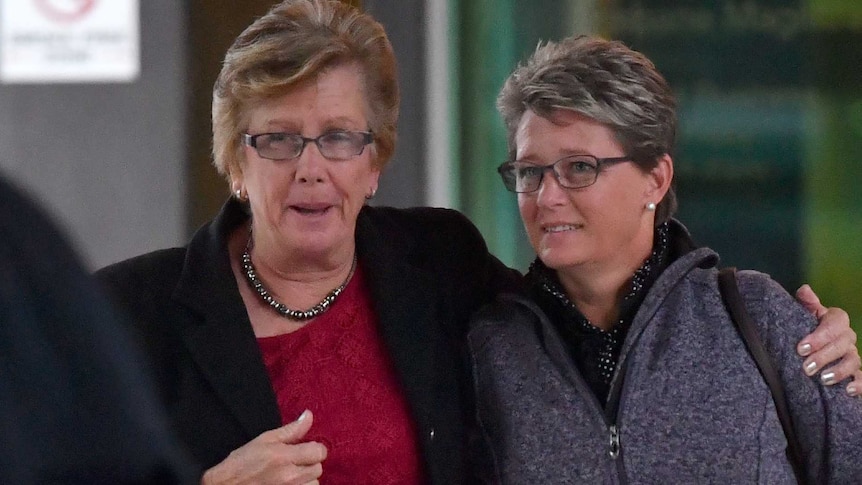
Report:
212,0,399,183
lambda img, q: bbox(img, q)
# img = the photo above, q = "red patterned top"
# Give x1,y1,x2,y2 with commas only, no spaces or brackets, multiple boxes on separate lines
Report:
257,263,424,484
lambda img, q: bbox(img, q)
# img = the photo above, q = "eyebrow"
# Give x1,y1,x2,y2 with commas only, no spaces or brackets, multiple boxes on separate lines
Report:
515,148,592,164
259,119,299,132
259,115,365,133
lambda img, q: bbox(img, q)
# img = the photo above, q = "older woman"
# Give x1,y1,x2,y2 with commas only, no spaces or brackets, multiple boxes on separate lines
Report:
469,35,862,483
97,2,858,483
96,1,518,483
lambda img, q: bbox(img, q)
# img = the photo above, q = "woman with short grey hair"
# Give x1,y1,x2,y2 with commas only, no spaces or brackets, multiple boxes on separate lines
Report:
471,35,862,483
497,35,678,224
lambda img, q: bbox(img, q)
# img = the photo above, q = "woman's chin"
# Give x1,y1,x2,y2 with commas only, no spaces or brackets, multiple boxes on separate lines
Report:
280,228,352,260
537,249,587,271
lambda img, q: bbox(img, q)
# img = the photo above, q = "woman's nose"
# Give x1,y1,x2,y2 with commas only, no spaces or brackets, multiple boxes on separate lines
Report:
294,142,327,183
535,170,567,206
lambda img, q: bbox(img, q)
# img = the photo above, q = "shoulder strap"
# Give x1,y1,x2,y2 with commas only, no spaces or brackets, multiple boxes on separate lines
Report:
717,267,808,485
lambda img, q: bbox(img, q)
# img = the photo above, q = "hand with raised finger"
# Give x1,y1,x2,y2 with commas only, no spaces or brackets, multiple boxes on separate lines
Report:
201,410,328,485
795,284,861,397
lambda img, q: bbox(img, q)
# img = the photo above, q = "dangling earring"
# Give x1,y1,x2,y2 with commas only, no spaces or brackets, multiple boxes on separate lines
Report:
646,202,657,211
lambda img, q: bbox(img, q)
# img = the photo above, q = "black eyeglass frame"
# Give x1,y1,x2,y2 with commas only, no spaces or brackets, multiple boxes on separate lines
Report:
497,155,632,193
241,130,374,161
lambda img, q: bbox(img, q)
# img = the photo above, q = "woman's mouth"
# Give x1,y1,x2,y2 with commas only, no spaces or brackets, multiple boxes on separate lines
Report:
543,223,582,233
290,204,332,215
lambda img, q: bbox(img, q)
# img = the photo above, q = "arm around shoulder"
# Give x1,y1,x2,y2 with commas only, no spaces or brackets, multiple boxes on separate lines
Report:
736,271,862,482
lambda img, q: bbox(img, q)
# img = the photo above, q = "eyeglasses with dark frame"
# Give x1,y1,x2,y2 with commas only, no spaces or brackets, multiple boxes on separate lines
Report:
497,154,632,193
242,130,374,161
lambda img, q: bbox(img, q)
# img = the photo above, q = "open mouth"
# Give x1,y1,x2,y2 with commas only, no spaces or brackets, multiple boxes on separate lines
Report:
290,205,332,216
543,224,583,233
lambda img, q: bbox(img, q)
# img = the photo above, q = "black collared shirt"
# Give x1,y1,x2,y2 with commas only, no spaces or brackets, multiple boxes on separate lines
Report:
526,223,671,405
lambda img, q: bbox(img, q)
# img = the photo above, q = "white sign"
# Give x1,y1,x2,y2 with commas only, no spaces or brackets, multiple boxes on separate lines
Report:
1,0,139,83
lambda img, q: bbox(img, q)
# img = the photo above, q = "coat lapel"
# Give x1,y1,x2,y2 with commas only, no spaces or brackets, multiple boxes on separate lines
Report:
180,308,282,439
170,202,447,443
173,200,282,439
355,210,442,431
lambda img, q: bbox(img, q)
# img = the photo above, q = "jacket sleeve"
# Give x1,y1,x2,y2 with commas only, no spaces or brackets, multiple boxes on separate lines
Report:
383,206,523,326
415,208,522,484
737,270,862,483
0,176,197,484
410,207,523,484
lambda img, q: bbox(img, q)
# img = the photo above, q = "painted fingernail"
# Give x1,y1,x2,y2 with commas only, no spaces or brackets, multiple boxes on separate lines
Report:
805,361,818,375
296,409,310,422
848,385,860,397
821,371,836,385
798,343,812,356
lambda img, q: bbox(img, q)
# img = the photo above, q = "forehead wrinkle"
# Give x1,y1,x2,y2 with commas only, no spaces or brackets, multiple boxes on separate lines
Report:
516,148,593,165
254,109,365,134
515,123,595,164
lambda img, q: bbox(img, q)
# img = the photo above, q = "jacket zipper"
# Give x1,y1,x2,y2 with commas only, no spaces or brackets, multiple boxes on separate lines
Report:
605,416,627,483
561,357,626,483
518,295,630,484
605,338,636,484
562,360,628,484
609,424,621,459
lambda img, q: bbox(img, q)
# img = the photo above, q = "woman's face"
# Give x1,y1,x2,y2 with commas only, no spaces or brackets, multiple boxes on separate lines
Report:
515,109,664,274
237,63,380,261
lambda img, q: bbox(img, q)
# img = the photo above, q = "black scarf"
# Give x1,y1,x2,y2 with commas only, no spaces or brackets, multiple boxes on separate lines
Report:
526,222,671,405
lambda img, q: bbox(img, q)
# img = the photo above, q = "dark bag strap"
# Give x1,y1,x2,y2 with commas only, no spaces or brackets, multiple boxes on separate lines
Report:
717,267,809,485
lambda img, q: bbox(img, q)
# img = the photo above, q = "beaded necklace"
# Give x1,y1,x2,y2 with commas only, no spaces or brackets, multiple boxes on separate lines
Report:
241,238,357,320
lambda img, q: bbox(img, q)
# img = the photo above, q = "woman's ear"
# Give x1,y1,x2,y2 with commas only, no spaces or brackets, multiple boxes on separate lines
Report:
646,154,673,203
229,168,246,200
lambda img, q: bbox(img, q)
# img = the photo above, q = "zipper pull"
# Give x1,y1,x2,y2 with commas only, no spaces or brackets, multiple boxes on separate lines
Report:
609,424,621,459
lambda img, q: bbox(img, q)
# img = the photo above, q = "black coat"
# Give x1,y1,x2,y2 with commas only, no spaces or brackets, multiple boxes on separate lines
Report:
96,199,520,484
0,174,195,484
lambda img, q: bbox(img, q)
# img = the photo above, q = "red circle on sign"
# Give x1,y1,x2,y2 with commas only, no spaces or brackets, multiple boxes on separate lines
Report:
34,0,97,23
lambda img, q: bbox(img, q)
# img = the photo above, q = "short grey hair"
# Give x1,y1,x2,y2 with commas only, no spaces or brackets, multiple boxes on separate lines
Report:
497,35,677,225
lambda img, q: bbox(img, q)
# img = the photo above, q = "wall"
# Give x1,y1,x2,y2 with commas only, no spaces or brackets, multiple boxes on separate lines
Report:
0,0,449,271
0,0,187,269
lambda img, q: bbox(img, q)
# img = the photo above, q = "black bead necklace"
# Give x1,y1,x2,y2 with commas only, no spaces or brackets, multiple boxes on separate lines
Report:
241,241,357,321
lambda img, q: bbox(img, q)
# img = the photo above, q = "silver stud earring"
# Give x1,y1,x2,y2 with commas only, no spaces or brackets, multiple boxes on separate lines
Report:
646,202,657,211
365,188,377,200
235,189,242,200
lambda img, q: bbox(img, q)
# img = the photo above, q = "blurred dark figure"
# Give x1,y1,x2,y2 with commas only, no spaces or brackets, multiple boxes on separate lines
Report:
0,173,196,484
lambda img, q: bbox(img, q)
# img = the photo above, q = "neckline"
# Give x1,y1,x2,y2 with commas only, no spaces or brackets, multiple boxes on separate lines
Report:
241,227,358,321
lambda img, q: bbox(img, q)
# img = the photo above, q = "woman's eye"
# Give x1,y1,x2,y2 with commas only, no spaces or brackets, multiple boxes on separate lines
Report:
324,131,352,143
518,166,542,178
567,161,595,173
266,133,290,144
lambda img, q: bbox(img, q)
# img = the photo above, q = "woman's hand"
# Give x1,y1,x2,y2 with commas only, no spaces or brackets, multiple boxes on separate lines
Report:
201,410,327,485
795,285,861,396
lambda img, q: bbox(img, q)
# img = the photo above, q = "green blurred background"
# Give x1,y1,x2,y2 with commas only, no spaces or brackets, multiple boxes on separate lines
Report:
451,0,861,349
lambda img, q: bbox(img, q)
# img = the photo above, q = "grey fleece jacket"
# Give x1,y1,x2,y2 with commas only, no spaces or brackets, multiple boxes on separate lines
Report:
469,243,862,484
